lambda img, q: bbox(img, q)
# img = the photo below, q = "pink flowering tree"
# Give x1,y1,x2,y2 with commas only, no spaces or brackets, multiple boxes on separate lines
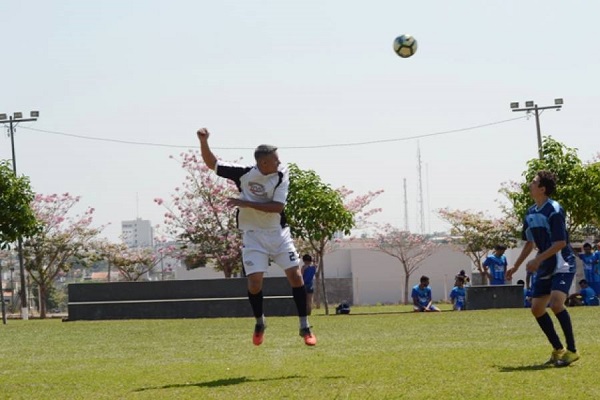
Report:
155,150,242,278
22,193,102,318
372,225,439,304
438,208,518,284
286,163,383,314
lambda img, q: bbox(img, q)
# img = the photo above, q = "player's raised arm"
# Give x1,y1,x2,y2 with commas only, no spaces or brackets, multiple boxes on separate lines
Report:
197,128,217,170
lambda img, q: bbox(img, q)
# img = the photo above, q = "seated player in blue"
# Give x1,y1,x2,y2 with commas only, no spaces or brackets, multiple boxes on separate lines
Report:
450,276,466,311
507,171,579,367
568,279,600,306
578,243,600,295
483,244,508,285
412,275,441,312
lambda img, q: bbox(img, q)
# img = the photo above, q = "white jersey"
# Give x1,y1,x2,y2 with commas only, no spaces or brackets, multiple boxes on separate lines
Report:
215,160,289,231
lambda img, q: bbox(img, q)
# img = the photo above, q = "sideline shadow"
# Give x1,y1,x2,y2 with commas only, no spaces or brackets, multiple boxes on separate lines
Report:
496,364,553,372
135,375,304,392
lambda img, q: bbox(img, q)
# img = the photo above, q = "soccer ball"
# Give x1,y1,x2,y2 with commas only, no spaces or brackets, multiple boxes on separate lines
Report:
393,34,417,58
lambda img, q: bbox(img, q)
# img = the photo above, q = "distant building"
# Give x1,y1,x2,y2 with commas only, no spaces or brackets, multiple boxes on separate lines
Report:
121,218,154,248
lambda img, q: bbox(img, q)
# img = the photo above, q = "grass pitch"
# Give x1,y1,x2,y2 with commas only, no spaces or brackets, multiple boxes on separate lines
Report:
1,305,600,399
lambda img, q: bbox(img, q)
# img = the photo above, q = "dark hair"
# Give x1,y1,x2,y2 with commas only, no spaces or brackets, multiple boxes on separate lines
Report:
420,275,429,283
254,144,278,161
455,276,465,284
579,279,588,285
583,242,592,249
494,244,507,251
517,279,525,285
537,170,557,196
302,254,312,262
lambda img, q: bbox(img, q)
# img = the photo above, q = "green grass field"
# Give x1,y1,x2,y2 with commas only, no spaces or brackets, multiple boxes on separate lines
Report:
1,305,599,399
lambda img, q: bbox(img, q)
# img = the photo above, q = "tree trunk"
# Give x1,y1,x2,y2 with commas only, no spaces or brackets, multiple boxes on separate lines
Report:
39,284,47,319
404,273,411,305
318,252,330,315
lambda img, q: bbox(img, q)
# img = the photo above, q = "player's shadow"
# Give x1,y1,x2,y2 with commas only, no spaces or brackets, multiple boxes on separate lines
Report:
134,374,305,392
496,364,553,372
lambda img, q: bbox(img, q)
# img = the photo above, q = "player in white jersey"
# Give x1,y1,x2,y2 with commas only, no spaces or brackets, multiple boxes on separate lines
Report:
196,128,316,346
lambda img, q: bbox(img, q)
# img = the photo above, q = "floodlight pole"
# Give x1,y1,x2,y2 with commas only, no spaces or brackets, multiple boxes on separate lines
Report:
1,114,38,320
511,101,563,160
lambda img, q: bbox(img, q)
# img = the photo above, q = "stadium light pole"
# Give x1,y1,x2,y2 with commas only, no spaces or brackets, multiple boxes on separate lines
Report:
510,99,563,160
0,111,39,320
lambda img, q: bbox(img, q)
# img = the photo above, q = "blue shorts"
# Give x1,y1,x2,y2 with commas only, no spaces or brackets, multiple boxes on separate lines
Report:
532,272,574,297
305,285,314,294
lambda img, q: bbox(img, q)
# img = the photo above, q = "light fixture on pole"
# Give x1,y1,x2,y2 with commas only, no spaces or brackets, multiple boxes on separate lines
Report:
0,110,39,320
509,99,563,159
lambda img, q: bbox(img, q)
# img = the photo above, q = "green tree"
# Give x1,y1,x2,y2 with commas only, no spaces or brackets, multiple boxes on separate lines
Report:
286,163,382,314
0,160,38,249
500,136,600,238
438,208,518,284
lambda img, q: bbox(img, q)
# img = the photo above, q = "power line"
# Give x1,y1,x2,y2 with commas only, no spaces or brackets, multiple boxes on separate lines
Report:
17,115,527,150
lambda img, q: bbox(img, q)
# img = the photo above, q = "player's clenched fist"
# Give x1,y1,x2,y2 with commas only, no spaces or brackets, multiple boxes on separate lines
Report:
197,128,210,140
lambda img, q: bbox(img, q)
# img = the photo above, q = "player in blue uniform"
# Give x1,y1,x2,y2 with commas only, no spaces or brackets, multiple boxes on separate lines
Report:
412,276,441,312
578,243,600,294
507,171,578,366
483,244,508,285
450,276,466,311
301,254,317,315
568,279,600,306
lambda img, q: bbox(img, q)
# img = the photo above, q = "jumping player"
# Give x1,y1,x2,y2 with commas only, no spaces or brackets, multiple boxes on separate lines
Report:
506,171,578,366
196,128,316,346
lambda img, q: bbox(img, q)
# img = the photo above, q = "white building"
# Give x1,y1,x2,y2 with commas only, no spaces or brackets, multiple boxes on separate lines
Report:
121,218,154,248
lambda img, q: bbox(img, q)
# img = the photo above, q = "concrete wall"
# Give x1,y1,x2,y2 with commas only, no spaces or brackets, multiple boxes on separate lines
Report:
170,240,581,306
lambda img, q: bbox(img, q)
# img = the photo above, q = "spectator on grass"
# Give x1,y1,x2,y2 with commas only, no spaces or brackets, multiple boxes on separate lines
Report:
412,276,441,312
567,279,600,307
450,276,466,311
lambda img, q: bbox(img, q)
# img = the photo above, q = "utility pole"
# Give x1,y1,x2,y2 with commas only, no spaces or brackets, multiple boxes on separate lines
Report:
510,99,563,159
0,111,39,320
417,142,425,234
403,178,409,231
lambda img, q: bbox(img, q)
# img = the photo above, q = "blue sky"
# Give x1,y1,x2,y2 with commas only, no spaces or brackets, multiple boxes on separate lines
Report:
1,1,599,241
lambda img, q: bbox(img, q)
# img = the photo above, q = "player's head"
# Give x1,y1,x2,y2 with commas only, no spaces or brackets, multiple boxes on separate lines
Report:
494,244,507,255
302,254,312,263
455,276,465,286
254,144,280,174
579,279,589,288
517,279,525,286
583,242,593,254
419,275,429,287
530,170,557,198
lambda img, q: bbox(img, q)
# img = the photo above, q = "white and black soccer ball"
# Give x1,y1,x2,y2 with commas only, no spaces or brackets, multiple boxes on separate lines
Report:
393,34,418,58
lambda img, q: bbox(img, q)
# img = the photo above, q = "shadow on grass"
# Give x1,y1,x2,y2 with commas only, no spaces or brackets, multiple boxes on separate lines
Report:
135,374,307,392
496,364,553,372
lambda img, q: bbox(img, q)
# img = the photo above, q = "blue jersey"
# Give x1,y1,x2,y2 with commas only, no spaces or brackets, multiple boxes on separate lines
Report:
302,265,317,289
579,253,600,283
580,287,599,306
522,199,576,279
412,284,432,307
450,286,466,309
483,254,507,285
